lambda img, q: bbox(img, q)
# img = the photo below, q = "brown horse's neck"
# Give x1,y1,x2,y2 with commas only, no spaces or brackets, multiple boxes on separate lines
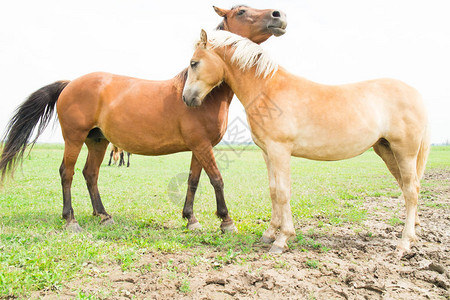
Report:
174,67,234,106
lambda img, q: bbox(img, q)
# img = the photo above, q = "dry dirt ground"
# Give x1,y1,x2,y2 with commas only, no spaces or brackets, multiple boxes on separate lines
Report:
34,170,449,299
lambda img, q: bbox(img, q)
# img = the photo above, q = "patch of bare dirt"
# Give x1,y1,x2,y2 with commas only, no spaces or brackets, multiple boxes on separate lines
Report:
33,170,449,299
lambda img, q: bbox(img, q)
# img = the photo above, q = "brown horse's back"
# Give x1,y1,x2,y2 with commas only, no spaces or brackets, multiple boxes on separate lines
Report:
57,72,232,155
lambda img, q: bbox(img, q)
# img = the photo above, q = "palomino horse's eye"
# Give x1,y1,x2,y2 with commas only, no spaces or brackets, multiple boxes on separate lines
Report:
190,61,199,68
237,9,246,16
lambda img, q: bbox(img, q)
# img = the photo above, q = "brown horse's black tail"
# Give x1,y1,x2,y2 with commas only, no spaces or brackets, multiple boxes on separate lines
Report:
0,80,70,181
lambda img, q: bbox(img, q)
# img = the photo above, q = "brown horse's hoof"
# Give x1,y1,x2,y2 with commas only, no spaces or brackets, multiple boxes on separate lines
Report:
187,221,202,230
261,235,275,244
101,217,115,226
269,244,285,254
221,222,238,233
66,221,83,233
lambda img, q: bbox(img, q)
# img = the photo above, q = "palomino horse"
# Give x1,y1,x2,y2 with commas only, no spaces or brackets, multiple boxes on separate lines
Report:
182,30,429,256
108,144,131,167
0,6,287,232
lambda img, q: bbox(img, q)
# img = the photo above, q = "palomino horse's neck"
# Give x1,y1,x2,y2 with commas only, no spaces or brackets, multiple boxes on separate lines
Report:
217,47,273,107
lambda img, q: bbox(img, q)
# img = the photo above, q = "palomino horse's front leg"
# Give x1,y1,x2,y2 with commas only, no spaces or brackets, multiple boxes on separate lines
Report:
191,144,237,233
182,154,203,230
261,146,295,253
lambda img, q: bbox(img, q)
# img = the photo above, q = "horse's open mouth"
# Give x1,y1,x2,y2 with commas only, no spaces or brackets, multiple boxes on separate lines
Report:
268,26,286,36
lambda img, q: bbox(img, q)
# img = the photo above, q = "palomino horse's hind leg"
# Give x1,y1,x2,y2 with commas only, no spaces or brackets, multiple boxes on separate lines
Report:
182,154,203,230
261,146,295,253
373,141,422,226
373,141,403,186
390,143,421,257
192,145,237,233
60,141,84,232
83,138,114,225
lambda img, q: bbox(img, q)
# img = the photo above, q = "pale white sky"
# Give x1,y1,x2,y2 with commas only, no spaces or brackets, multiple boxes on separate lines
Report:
1,0,449,144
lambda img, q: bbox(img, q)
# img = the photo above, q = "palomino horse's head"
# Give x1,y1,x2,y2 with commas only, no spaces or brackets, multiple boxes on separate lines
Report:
214,5,287,44
183,30,277,107
183,30,226,107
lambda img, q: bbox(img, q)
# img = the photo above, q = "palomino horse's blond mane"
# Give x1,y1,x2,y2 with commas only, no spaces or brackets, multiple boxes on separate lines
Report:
206,30,278,78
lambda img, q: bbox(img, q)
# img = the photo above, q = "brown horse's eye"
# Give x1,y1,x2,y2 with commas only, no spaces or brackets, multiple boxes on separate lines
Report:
237,9,246,16
190,61,199,68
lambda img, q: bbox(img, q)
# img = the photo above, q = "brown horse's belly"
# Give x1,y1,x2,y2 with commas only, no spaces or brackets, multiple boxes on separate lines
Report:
101,126,190,156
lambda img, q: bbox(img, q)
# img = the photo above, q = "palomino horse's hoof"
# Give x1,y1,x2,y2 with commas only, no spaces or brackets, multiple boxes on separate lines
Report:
269,244,286,254
66,221,83,233
221,222,238,233
101,217,115,226
187,221,202,230
396,240,413,259
261,235,275,244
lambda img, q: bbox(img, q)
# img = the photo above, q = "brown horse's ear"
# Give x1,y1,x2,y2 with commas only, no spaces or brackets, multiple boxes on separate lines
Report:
213,6,229,17
199,29,207,48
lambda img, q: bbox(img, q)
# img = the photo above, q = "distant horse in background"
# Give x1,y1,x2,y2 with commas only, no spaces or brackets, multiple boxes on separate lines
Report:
182,30,429,256
108,144,131,167
0,5,287,233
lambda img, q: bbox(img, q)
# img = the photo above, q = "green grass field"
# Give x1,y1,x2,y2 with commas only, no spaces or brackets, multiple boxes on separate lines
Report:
0,144,449,297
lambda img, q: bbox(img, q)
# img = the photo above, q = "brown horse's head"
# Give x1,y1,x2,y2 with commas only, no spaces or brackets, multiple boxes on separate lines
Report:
214,5,287,44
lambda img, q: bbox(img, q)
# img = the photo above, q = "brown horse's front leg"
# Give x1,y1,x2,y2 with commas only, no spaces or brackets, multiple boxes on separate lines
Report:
182,154,202,230
192,145,237,233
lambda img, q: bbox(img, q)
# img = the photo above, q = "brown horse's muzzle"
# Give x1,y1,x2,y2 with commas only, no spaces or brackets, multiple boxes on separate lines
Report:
267,10,287,36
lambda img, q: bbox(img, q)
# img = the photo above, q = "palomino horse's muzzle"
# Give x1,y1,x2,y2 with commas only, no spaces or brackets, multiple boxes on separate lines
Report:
182,88,202,107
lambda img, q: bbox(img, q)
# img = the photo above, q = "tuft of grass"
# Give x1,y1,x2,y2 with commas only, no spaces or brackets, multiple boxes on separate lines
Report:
388,217,404,227
305,259,319,269
179,279,191,294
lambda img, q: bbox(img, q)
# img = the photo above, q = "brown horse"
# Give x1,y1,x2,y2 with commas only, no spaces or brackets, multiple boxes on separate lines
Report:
182,30,429,256
0,6,287,233
108,144,131,167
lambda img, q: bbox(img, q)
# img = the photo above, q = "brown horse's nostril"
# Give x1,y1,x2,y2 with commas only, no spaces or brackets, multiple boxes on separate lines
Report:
272,10,281,18
183,95,186,103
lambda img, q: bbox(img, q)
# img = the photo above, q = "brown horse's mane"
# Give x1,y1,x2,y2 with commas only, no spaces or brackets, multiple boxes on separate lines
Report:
175,67,188,82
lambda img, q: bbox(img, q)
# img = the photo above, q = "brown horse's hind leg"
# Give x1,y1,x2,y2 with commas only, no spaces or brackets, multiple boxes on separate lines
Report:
60,141,84,232
192,145,237,233
182,154,202,230
83,138,114,225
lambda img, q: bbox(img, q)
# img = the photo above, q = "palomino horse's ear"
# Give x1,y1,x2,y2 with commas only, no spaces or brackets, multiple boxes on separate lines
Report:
199,29,207,48
213,6,229,17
